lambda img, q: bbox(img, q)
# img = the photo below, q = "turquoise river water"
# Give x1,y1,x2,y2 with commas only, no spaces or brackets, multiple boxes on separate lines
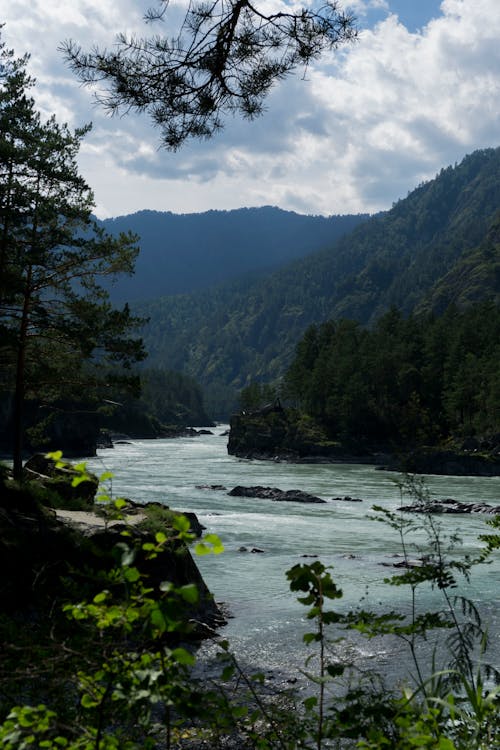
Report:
86,428,500,689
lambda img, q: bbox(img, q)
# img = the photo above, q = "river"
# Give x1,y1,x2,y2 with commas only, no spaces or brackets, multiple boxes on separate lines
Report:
85,428,500,690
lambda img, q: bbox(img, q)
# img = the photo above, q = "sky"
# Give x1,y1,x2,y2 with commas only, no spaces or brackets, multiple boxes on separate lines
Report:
2,0,500,219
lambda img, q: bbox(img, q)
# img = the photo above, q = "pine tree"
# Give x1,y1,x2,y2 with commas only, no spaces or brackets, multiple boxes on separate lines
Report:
0,36,145,479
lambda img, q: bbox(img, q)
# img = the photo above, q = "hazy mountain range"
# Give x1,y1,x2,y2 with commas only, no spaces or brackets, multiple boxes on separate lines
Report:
100,208,368,302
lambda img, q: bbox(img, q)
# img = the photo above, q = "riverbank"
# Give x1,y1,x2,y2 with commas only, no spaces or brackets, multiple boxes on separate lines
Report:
227,409,500,476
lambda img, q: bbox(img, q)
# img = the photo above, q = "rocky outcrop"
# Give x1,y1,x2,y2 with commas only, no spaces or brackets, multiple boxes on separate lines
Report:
0,479,224,634
228,485,326,503
228,409,368,462
401,498,500,515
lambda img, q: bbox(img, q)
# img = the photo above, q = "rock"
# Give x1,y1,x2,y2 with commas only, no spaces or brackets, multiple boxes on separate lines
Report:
401,498,500,515
23,454,98,505
111,499,206,538
250,547,265,553
331,495,363,502
96,431,114,449
228,485,326,503
159,426,200,438
197,429,214,435
0,484,225,636
392,559,424,568
238,546,248,552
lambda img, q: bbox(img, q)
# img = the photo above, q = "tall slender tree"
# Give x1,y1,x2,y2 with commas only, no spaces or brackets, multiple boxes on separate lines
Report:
0,36,145,479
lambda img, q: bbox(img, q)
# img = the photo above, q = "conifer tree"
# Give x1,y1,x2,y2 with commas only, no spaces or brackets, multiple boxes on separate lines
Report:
0,36,145,479
62,0,357,149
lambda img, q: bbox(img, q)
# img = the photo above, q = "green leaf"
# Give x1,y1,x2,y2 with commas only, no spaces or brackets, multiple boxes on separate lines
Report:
93,591,109,604
326,663,345,677
171,647,196,666
123,567,141,583
72,475,88,487
178,584,199,604
303,696,318,711
194,542,210,556
150,607,167,633
303,632,318,644
81,693,98,709
222,665,235,680
46,451,63,462
172,515,191,533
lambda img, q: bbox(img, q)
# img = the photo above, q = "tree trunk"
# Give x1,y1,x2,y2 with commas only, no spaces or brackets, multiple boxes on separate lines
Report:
12,265,32,481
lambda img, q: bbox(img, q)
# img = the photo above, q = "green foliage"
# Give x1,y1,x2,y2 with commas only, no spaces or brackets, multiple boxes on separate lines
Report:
284,302,500,447
240,381,278,412
97,367,214,436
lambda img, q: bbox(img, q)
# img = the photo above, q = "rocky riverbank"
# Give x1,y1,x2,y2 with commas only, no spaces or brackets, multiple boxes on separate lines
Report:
227,409,500,476
1,455,224,635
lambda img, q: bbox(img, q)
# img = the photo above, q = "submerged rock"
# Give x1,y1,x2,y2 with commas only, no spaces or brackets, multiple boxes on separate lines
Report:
331,495,363,502
196,484,227,491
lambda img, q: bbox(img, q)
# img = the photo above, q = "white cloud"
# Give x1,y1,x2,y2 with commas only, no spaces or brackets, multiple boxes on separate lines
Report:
2,0,500,217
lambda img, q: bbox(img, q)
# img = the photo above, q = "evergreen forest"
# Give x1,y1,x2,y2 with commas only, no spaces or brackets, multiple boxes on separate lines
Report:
284,303,500,449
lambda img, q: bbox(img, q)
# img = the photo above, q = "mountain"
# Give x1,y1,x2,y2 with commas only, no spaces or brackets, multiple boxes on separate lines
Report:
134,147,500,416
99,206,368,302
418,208,500,314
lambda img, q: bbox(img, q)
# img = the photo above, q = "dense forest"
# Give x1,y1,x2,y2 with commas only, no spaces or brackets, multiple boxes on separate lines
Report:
136,148,500,416
284,303,500,449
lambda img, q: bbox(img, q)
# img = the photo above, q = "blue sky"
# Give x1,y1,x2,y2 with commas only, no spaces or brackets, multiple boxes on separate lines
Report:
2,0,499,218
363,0,443,31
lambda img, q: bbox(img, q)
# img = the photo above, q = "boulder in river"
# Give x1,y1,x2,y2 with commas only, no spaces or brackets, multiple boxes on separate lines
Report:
228,485,326,503
401,498,500,515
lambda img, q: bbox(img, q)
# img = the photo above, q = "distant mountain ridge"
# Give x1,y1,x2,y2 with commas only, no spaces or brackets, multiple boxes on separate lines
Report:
134,147,500,416
100,206,368,302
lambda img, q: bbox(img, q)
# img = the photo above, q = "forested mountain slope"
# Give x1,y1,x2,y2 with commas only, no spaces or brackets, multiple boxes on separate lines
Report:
137,148,500,412
100,207,367,302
